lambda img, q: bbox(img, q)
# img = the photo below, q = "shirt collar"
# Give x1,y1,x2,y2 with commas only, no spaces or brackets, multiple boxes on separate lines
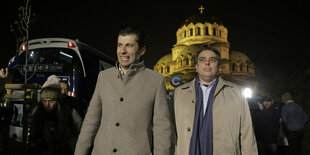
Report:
199,79,216,89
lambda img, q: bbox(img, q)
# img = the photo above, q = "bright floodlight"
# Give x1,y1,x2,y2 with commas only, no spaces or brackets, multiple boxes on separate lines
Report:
243,88,253,98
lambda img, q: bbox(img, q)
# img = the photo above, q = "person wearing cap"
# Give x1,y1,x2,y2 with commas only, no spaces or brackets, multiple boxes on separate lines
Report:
281,92,308,155
172,45,257,155
75,26,171,155
29,75,82,155
254,96,281,155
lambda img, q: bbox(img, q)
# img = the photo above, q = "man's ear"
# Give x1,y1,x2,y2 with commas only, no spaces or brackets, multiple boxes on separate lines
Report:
139,46,146,56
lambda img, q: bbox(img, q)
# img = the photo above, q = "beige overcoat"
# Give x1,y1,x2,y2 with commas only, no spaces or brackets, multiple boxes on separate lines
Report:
173,78,257,155
75,61,171,155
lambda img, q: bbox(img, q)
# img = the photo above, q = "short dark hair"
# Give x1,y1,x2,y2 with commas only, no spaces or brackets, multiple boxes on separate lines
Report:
119,26,146,49
59,80,69,86
194,45,221,65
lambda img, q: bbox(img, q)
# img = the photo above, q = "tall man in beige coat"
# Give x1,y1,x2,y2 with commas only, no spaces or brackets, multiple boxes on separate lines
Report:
75,26,171,155
173,45,257,155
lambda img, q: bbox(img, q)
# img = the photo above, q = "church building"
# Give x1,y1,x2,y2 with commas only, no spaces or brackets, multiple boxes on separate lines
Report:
154,6,256,91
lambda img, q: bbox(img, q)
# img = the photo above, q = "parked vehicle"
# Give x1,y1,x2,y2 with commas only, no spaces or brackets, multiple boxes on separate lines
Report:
8,38,116,141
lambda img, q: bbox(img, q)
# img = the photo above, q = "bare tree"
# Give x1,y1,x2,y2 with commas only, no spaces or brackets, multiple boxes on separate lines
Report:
9,1,38,153
10,0,37,84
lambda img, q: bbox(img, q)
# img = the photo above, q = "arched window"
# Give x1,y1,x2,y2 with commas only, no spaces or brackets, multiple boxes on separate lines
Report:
219,30,222,37
161,67,163,73
185,58,189,65
166,66,170,73
240,64,243,72
205,27,209,35
184,31,186,38
232,64,236,71
247,65,250,72
197,27,201,36
213,28,216,36
190,28,193,36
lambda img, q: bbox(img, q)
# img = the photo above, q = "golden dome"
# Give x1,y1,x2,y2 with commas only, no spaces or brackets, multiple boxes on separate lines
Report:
230,50,253,63
182,13,224,27
230,50,255,77
156,54,172,65
179,44,203,56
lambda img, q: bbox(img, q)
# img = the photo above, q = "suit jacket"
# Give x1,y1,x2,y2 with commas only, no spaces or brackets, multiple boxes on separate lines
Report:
173,77,257,155
75,61,171,155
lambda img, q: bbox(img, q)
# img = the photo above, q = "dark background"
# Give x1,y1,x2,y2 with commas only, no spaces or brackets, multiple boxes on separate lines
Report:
1,0,310,153
1,0,310,97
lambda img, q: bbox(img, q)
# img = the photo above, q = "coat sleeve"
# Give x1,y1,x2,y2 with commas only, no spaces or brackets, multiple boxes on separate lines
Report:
153,77,171,155
75,72,103,155
240,89,258,155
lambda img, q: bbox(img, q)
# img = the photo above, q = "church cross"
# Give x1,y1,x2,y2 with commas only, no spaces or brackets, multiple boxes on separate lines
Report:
198,5,205,14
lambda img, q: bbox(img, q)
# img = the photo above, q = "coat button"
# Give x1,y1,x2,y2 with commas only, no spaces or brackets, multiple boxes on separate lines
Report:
113,148,117,152
115,122,120,127
187,127,191,132
120,98,124,102
192,100,195,103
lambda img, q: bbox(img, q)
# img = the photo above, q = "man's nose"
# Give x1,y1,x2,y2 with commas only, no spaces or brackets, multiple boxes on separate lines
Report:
119,46,127,54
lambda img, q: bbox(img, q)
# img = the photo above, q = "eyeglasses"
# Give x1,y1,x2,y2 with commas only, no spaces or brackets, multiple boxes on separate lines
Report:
198,57,218,63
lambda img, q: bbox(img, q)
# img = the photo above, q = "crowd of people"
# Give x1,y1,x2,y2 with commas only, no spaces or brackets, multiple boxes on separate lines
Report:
0,26,309,155
251,92,308,155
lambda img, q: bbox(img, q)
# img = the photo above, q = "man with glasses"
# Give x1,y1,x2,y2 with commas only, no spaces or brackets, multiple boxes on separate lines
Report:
172,45,257,155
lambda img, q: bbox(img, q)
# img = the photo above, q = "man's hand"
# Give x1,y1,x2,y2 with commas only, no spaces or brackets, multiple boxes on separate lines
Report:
0,68,8,79
257,103,264,110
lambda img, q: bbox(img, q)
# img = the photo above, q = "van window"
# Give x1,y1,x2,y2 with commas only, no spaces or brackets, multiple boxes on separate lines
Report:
20,48,83,74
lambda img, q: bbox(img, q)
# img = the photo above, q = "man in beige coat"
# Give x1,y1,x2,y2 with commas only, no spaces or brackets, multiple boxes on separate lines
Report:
75,26,171,155
173,45,257,155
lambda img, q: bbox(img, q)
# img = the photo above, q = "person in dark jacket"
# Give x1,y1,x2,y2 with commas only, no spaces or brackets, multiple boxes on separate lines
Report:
281,92,308,155
29,75,82,155
254,96,281,155
59,80,84,118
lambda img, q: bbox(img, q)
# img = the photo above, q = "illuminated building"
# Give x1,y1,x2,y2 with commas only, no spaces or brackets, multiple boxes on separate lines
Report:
154,5,256,91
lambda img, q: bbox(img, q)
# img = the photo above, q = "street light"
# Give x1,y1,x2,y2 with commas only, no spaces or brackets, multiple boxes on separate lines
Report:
243,88,253,98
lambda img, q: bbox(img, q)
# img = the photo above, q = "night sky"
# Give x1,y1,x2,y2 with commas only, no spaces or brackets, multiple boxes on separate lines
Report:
1,0,309,97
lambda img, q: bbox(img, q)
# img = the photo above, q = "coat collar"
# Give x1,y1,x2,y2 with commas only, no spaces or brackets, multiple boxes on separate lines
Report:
179,77,235,98
115,60,146,80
